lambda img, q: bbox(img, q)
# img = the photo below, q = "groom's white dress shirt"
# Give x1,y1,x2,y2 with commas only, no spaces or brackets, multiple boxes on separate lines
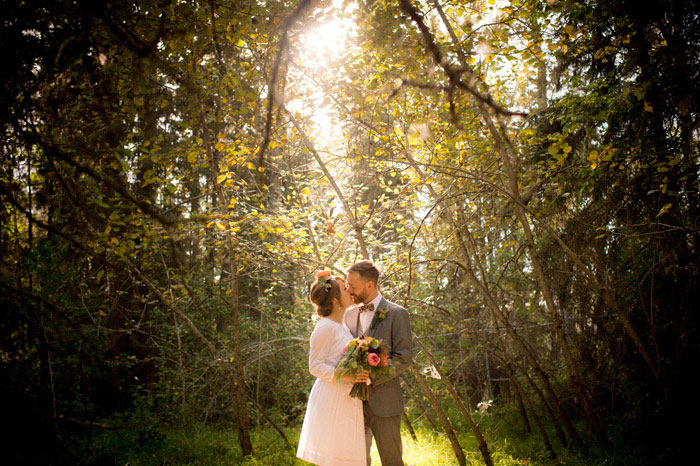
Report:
359,291,383,335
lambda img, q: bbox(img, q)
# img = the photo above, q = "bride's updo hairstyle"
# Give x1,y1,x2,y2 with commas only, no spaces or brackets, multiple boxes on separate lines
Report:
309,272,341,317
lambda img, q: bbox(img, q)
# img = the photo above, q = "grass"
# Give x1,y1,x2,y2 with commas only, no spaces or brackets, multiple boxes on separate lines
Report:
73,408,654,465
80,425,296,465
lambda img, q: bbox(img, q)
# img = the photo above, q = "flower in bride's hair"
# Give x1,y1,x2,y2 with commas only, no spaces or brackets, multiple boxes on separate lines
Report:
315,270,332,291
367,353,381,367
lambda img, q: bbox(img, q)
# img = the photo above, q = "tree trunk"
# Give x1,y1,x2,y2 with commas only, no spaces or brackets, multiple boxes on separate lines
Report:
521,369,568,448
497,125,606,443
407,362,467,466
226,257,253,455
401,380,439,431
403,412,418,441
412,336,494,466
521,380,556,458
198,85,253,454
401,145,582,447
413,0,606,443
509,372,531,433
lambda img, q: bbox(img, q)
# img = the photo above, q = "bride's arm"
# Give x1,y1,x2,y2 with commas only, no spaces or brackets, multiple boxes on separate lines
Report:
308,323,338,382
309,322,369,383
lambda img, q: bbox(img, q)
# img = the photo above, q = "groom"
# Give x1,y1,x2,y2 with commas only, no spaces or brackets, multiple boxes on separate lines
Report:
344,260,413,466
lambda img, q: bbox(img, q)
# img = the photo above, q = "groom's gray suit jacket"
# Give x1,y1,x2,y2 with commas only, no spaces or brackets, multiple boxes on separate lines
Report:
344,297,413,417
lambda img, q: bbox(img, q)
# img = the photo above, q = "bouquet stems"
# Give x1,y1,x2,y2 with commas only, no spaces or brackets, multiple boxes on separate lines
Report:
350,382,369,400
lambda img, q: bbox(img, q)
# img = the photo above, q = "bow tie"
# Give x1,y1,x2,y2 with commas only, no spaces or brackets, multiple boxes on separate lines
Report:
359,303,374,313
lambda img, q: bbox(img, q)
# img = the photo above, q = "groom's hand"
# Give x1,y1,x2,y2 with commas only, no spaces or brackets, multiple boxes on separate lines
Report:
353,370,369,383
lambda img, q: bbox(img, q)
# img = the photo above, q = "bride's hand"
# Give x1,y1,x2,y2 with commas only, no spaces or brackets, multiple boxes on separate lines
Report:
351,370,369,383
336,370,369,383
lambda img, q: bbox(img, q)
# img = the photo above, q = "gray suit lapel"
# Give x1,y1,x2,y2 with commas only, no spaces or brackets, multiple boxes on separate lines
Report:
367,298,389,338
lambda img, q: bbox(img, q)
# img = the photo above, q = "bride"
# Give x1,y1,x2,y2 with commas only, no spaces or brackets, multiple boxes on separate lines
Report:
297,271,369,466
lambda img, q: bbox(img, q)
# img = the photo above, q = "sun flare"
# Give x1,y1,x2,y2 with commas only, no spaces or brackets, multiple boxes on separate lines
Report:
291,2,358,150
300,16,353,60
297,0,356,62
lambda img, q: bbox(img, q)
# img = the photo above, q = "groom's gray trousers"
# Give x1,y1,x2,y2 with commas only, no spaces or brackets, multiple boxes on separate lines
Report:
344,299,412,466
363,401,403,466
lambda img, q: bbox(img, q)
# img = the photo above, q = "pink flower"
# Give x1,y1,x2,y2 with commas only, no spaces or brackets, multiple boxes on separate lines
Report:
367,353,381,366
342,344,349,354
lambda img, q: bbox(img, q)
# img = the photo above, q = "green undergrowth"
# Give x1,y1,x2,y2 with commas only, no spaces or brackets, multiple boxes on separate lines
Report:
406,405,650,466
74,408,656,465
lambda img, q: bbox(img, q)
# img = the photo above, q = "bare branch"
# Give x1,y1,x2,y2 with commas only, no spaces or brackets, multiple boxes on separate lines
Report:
398,0,527,118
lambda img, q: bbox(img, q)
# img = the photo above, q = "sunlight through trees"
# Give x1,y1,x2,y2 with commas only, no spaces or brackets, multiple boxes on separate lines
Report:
1,0,697,464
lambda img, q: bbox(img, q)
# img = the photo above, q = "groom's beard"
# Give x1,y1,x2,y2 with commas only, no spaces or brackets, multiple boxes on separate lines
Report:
350,293,367,304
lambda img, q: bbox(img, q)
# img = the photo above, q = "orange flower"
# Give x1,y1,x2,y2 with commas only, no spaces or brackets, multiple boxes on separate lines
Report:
380,353,389,367
316,270,331,279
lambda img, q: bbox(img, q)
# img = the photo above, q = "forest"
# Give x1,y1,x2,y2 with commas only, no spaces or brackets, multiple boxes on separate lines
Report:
1,0,698,464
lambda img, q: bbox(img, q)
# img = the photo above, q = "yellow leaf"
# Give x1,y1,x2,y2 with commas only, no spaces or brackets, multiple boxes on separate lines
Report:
217,174,227,183
215,221,226,231
96,270,104,280
644,101,653,112
656,203,672,217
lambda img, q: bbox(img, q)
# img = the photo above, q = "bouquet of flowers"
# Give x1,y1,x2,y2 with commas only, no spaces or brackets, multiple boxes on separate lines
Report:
335,336,395,400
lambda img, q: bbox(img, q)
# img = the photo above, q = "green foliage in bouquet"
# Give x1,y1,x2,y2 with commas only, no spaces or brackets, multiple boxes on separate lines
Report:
335,336,395,400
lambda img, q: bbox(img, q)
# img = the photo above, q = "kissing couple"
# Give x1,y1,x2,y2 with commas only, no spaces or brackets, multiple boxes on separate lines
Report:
296,260,413,466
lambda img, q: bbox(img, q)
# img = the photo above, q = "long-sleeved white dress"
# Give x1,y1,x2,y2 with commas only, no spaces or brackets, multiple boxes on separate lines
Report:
296,317,366,466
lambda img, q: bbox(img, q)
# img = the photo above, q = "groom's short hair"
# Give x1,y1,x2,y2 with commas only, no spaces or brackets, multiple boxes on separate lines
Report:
346,260,380,285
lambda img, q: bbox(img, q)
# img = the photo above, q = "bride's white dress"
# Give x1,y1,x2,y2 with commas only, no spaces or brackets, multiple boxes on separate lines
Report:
297,317,366,466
